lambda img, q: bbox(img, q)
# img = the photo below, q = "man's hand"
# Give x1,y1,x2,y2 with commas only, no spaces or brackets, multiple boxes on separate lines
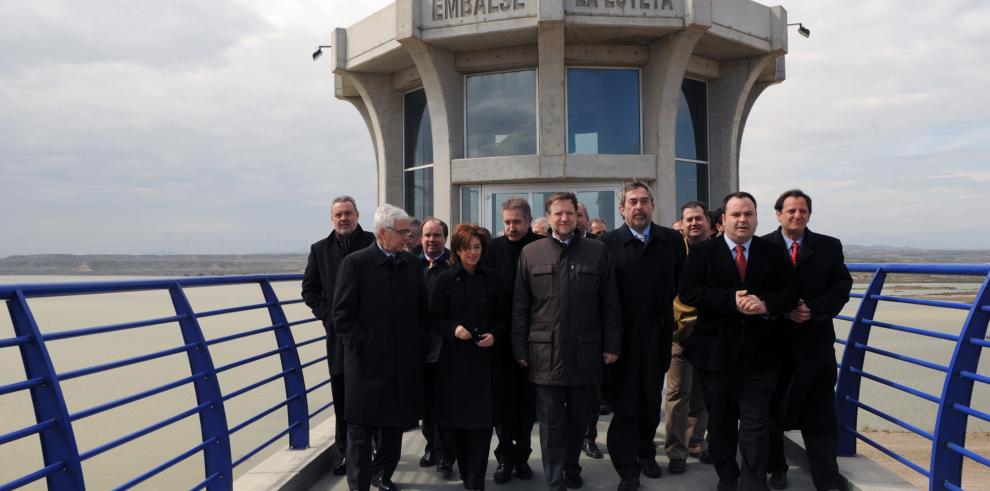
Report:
603,353,619,364
736,291,767,315
454,325,472,340
788,300,811,323
477,333,494,348
517,359,529,367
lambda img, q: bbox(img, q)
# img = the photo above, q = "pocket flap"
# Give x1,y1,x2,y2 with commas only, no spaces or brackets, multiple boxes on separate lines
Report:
531,264,554,276
529,330,553,343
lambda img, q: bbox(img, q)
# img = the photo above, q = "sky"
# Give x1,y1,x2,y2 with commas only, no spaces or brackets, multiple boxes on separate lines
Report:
0,0,987,257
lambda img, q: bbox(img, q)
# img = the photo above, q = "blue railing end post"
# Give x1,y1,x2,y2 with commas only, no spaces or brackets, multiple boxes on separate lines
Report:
259,280,310,450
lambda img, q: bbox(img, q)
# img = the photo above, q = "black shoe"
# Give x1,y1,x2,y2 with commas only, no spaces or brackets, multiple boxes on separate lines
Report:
514,461,533,480
437,459,455,480
582,439,603,459
372,476,399,491
617,476,640,490
599,403,613,415
690,450,713,464
668,458,686,474
769,470,788,489
564,472,583,489
638,457,662,479
332,457,347,476
419,450,435,467
493,462,513,484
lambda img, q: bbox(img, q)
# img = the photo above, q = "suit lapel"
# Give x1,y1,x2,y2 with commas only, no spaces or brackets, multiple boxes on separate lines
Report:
796,229,816,268
746,239,768,287
713,239,742,287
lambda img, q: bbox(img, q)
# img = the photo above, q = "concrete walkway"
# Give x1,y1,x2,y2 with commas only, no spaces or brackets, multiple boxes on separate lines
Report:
304,414,818,491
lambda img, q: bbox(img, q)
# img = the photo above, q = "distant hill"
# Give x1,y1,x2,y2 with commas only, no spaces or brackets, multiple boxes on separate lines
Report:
0,246,987,276
0,254,307,276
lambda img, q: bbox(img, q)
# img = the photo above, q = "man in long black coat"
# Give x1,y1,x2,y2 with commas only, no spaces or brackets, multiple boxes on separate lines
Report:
301,195,375,476
483,197,542,483
332,204,433,491
763,190,851,491
601,182,686,490
679,192,798,491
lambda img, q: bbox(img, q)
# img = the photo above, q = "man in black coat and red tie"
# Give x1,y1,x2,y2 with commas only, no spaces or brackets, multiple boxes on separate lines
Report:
763,190,852,491
301,195,375,476
332,204,435,491
679,191,798,491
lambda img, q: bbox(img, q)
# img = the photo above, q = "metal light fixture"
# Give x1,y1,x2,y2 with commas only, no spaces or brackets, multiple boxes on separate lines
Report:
787,22,811,38
312,45,333,61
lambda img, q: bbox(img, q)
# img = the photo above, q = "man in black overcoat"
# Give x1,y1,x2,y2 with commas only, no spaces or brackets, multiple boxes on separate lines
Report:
418,217,453,475
679,192,798,491
483,197,542,483
763,190,851,491
301,195,375,476
332,204,434,491
601,181,686,490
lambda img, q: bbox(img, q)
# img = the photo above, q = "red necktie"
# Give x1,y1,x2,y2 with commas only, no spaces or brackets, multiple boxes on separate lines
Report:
735,245,747,281
790,242,799,266
428,257,435,269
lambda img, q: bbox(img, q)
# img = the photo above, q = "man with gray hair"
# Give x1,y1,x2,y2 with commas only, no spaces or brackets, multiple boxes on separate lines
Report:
302,195,375,476
333,204,435,491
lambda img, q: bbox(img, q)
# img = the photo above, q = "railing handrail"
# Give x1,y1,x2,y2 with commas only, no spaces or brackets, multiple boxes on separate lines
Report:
0,273,320,491
834,262,990,491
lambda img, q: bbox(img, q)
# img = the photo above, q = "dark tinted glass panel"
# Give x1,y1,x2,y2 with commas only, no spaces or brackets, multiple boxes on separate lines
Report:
575,191,616,230
567,68,640,155
404,89,433,168
405,167,433,219
461,186,480,225
675,160,709,208
466,70,537,158
675,79,707,161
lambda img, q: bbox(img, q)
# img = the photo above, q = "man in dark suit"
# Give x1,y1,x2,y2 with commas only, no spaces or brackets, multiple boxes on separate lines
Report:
764,190,851,491
679,191,798,491
601,181,686,490
332,204,434,491
484,197,541,484
302,195,376,476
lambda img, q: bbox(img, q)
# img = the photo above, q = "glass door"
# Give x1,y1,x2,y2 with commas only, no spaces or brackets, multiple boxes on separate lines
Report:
481,183,622,236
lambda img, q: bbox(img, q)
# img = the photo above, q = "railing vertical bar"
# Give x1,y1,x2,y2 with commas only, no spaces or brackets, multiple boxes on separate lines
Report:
835,269,886,457
7,290,85,489
259,280,309,449
168,284,233,489
929,273,990,491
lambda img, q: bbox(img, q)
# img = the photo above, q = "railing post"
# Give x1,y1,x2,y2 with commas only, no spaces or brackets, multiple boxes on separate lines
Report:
7,291,86,489
168,284,233,489
930,273,990,490
835,268,887,456
258,280,309,449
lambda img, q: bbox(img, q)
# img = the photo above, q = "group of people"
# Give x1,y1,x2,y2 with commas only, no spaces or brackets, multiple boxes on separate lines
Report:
302,182,852,491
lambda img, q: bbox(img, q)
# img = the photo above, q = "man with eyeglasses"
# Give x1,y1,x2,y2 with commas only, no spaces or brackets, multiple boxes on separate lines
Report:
333,204,436,491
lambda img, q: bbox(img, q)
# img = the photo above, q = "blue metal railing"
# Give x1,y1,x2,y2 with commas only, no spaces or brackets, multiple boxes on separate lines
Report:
0,274,325,491
835,263,990,491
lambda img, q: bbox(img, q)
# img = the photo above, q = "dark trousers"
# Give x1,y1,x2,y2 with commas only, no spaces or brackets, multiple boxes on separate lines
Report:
445,427,494,489
698,367,777,491
346,424,401,491
606,377,663,478
769,359,843,490
331,374,347,452
535,384,596,491
494,364,535,464
585,384,601,440
423,362,445,458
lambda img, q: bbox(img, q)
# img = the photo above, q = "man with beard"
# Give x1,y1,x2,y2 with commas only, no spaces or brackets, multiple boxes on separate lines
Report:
764,190,851,491
513,192,622,491
484,197,542,484
332,204,435,491
302,195,376,476
679,192,798,491
664,201,714,474
601,181,686,490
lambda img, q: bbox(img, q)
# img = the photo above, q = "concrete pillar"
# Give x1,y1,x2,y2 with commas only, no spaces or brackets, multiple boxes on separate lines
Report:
707,54,772,202
399,38,463,223
341,72,405,206
643,27,706,226
537,0,565,179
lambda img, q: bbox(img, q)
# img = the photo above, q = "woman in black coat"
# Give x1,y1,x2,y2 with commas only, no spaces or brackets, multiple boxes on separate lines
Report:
429,224,507,490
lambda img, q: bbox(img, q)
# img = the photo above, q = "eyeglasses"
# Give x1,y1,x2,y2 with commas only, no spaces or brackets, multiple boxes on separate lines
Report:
387,227,412,236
